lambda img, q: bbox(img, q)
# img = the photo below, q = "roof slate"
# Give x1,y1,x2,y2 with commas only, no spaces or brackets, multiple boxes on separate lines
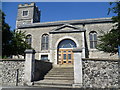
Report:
17,17,113,29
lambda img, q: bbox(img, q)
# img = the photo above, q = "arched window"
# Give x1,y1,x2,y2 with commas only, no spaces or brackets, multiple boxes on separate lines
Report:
41,34,49,50
58,39,77,48
89,31,97,49
26,34,32,46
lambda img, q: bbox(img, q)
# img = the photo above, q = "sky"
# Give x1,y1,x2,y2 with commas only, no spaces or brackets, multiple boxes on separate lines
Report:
2,2,116,30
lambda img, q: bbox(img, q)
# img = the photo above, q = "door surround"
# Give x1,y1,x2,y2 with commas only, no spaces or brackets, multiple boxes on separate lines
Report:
57,38,77,65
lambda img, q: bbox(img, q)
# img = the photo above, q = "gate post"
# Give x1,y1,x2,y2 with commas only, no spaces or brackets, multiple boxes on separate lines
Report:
72,48,82,88
24,49,36,85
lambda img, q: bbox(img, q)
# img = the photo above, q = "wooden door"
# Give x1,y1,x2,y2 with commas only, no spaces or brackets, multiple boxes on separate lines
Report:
58,49,73,64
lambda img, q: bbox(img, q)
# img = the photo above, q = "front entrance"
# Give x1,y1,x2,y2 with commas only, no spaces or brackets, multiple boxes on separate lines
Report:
58,49,73,64
57,39,77,65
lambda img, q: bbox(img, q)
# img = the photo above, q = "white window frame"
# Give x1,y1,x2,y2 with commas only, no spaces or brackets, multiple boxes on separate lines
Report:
41,34,49,50
22,10,29,17
39,53,50,61
26,34,32,46
89,31,97,49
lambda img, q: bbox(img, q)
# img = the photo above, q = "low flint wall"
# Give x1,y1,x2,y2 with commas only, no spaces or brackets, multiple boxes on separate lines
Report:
82,58,119,88
1,59,25,86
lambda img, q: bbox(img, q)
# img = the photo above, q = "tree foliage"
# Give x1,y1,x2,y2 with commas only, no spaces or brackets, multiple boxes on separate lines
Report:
1,10,13,57
1,10,31,58
97,1,120,54
10,31,31,57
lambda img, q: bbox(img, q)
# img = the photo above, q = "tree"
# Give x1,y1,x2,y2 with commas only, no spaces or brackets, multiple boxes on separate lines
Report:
1,10,31,58
10,31,31,58
97,1,120,55
1,10,13,57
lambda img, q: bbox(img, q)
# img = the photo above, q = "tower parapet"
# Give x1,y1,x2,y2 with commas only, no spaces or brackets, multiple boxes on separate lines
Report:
18,3,35,8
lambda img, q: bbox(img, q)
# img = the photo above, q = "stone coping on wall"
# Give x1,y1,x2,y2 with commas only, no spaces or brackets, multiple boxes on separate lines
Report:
82,58,119,61
0,59,25,61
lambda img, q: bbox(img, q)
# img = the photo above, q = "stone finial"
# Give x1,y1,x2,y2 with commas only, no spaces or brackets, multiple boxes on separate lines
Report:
24,3,29,6
30,2,35,6
18,4,23,7
24,49,36,54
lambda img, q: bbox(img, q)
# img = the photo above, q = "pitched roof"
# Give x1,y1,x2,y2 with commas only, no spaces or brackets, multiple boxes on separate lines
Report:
17,17,112,29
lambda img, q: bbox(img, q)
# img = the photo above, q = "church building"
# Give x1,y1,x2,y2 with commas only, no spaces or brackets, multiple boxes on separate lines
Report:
16,3,118,66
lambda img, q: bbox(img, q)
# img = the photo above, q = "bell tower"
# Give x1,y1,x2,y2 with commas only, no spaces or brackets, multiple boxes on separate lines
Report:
16,3,40,28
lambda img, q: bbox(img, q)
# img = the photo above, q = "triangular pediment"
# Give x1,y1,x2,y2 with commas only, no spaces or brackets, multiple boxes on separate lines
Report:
49,24,85,33
55,24,78,31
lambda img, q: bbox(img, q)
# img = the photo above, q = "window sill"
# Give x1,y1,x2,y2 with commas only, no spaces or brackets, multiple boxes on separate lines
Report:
40,59,50,62
89,49,98,52
41,50,49,53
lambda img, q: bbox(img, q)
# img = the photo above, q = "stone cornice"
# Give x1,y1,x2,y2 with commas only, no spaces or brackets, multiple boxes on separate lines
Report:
49,29,85,34
17,17,113,29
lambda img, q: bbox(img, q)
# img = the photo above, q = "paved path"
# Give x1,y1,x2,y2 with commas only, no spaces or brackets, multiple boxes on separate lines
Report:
1,87,81,90
1,87,119,90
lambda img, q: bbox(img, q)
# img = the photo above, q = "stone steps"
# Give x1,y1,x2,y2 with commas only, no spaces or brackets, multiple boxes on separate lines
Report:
47,72,74,75
50,68,73,71
33,67,74,88
45,74,74,77
34,79,73,84
34,84,73,88
44,76,74,80
34,79,73,88
34,82,73,88
49,70,74,73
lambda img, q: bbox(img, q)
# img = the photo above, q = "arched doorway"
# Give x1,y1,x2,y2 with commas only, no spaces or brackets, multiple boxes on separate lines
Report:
57,39,77,65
